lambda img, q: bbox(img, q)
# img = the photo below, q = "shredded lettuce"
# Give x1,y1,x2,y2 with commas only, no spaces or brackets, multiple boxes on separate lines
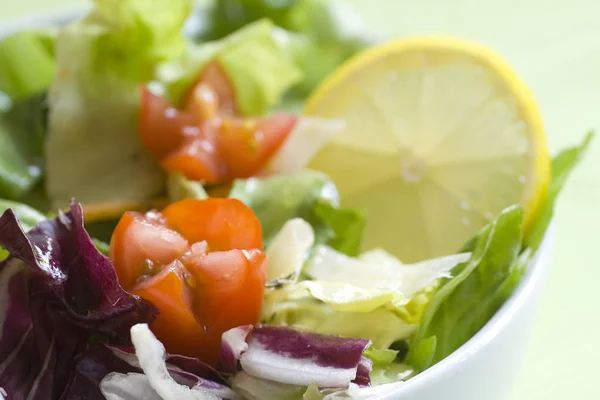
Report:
45,0,193,208
304,245,470,301
262,245,469,350
231,372,307,400
263,291,416,350
159,19,302,116
263,286,417,349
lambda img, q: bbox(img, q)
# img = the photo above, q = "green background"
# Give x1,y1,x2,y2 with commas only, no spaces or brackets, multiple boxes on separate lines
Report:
2,0,599,398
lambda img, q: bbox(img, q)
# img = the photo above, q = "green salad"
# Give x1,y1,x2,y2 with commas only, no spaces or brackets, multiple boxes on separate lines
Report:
0,0,592,399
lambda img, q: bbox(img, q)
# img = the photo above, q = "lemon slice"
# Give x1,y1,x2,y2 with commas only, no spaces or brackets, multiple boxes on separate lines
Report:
305,37,549,262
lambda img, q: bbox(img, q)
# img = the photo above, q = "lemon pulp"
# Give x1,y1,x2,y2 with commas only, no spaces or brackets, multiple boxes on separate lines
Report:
306,37,549,262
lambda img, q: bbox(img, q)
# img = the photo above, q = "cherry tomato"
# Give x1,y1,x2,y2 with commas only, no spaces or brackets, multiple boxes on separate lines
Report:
139,87,195,159
131,261,206,359
218,114,298,179
183,61,237,121
109,199,267,366
110,211,189,290
180,249,267,364
137,60,297,184
159,123,223,184
162,198,263,251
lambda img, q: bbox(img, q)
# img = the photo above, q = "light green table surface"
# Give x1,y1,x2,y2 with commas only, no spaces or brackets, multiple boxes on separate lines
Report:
2,1,599,398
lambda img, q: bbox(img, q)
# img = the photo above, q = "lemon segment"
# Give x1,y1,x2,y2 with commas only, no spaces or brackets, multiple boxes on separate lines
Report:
305,37,549,262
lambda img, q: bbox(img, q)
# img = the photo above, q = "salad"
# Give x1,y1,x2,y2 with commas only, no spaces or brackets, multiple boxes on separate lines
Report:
0,0,592,399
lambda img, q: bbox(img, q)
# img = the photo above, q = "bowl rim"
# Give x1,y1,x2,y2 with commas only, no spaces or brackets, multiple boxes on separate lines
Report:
0,10,554,397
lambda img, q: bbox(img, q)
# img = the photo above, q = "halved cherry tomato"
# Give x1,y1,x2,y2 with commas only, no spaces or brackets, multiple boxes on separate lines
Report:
138,61,297,184
139,87,196,159
218,114,298,179
160,123,223,184
131,260,205,359
180,249,267,364
109,199,267,366
162,198,262,251
183,61,237,121
110,211,189,290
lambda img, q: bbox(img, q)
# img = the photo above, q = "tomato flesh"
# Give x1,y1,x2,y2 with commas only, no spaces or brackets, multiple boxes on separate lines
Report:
139,87,195,159
162,198,263,251
131,261,206,359
109,199,266,365
159,123,223,184
183,61,237,121
138,61,297,183
110,212,189,290
219,114,298,179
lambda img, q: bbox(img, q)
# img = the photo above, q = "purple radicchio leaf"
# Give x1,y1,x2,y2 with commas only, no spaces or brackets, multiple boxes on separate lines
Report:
218,325,253,374
238,325,371,388
0,201,158,400
59,344,139,400
352,356,373,387
99,324,240,400
107,344,227,386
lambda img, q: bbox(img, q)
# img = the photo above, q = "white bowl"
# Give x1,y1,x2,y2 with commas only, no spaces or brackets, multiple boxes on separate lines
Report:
384,228,552,400
0,11,553,400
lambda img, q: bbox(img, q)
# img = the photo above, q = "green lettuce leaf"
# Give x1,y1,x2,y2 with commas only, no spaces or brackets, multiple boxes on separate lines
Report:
304,245,470,301
167,172,208,202
312,202,365,257
0,30,55,100
526,132,594,250
229,170,365,254
198,0,379,95
229,170,338,245
262,293,416,349
232,372,307,400
262,244,468,349
0,94,47,199
83,0,192,81
45,0,192,208
268,280,406,313
405,206,524,371
217,20,302,115
369,362,414,386
159,19,302,116
363,348,398,366
263,240,444,349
